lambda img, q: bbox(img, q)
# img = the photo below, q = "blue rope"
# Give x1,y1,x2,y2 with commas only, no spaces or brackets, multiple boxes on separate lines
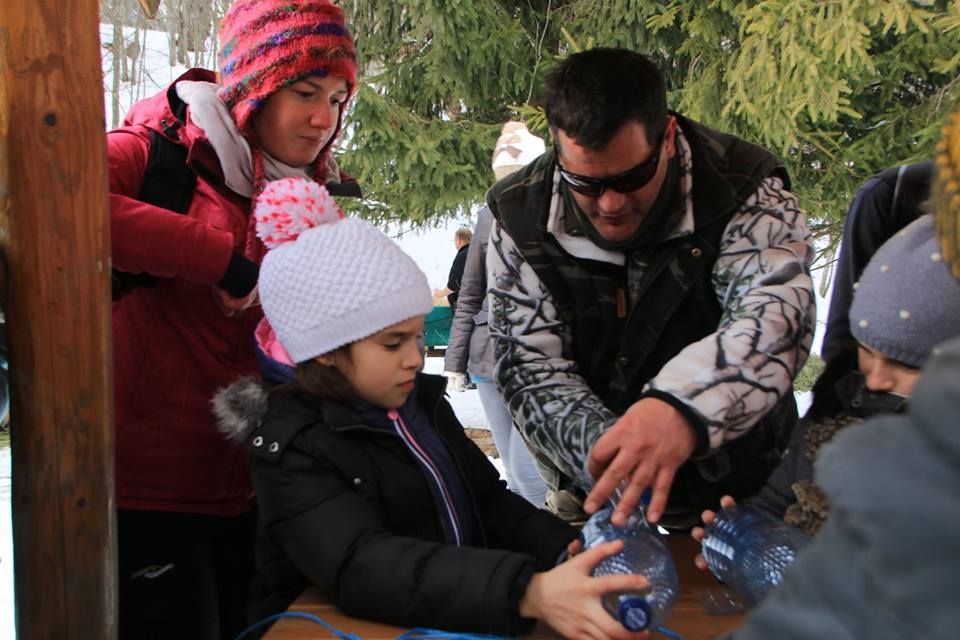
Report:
234,612,515,640
655,624,687,640
234,608,685,640
396,629,511,639
233,611,363,640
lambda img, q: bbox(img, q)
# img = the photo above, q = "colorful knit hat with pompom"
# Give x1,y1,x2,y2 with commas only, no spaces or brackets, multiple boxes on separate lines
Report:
935,106,960,280
255,178,433,364
217,0,357,191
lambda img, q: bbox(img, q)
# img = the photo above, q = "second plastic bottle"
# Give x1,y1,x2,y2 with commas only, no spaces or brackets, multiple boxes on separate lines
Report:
701,504,811,606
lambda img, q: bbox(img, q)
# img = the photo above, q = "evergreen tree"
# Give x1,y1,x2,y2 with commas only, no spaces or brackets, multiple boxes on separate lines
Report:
101,0,960,238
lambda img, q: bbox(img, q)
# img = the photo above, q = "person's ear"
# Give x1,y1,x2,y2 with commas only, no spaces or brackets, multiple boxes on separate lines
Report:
663,115,678,160
316,354,336,368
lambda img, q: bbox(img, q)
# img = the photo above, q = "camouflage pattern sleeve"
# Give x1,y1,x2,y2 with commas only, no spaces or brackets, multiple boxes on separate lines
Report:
645,176,816,449
485,221,616,490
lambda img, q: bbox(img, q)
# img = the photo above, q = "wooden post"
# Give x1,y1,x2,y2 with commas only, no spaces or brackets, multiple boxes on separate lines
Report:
0,1,117,638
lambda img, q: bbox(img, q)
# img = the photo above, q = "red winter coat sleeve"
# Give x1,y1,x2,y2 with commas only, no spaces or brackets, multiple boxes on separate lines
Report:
108,127,236,284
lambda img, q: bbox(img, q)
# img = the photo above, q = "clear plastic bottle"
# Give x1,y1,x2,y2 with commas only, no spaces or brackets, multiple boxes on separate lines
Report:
701,504,811,605
579,506,679,631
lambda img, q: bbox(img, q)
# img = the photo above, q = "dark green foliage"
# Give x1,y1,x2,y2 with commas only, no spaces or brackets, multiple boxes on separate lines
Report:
336,0,960,237
106,1,959,231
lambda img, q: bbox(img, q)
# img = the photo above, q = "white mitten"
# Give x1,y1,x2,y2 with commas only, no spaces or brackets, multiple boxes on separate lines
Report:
443,371,469,393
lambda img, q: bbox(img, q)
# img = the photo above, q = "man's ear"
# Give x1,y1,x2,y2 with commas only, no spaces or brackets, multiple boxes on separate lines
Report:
663,115,678,160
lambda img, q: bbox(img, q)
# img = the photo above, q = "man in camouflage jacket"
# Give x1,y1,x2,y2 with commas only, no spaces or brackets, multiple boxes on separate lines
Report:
486,48,815,528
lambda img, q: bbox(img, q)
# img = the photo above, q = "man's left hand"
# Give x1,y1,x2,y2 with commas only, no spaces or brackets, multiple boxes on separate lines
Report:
584,397,697,526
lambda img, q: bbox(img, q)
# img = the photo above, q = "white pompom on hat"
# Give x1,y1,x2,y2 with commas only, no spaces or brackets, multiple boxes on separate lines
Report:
491,121,546,179
255,178,433,363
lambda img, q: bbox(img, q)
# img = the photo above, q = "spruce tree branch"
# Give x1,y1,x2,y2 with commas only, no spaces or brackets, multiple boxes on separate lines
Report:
526,0,552,105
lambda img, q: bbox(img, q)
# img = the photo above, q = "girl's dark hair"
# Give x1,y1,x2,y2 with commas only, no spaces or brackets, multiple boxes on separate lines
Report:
294,345,355,405
545,48,667,150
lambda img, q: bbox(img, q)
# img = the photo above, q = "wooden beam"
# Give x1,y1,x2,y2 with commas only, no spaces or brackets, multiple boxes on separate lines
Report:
0,1,117,638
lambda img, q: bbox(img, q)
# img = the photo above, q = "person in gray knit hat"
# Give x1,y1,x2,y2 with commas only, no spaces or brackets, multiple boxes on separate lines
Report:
707,105,960,640
214,177,656,639
849,213,960,383
693,212,960,554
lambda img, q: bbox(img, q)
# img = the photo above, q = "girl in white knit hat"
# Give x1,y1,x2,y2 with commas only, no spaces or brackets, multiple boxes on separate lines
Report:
216,177,652,639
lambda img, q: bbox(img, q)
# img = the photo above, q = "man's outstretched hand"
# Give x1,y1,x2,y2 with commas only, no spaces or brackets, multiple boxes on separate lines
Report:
584,397,697,526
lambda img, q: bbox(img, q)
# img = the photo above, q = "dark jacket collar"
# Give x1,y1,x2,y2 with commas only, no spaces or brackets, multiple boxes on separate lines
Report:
278,372,448,434
325,373,449,430
834,370,908,417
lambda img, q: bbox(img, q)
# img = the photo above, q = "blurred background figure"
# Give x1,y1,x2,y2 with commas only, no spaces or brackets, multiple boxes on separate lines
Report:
445,122,548,506
432,227,473,312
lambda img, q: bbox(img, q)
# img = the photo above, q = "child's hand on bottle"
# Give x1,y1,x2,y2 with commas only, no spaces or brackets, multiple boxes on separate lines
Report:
521,539,651,640
691,495,737,571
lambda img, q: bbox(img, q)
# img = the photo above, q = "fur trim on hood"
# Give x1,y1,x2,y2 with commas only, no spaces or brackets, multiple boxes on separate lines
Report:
212,377,269,443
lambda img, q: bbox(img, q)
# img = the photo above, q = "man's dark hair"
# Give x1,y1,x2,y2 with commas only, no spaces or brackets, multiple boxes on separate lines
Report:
295,345,355,405
545,48,667,150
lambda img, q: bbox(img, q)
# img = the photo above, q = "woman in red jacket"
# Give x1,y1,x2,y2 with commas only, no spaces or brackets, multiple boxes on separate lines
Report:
107,1,359,637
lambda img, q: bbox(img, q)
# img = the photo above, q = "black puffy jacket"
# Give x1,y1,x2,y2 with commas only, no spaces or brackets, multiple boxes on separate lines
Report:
214,373,577,635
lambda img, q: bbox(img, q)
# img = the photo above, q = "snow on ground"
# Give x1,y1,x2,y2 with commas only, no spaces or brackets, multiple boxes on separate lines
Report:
423,357,487,429
0,448,12,639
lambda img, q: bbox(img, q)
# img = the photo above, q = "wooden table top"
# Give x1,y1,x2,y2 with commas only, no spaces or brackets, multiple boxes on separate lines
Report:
263,535,744,639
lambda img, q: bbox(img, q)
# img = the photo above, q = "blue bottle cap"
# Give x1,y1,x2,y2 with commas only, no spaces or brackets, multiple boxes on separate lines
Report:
618,596,651,631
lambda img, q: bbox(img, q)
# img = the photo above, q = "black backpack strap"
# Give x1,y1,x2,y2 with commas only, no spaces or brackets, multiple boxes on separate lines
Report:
138,83,196,213
112,93,196,299
136,129,196,214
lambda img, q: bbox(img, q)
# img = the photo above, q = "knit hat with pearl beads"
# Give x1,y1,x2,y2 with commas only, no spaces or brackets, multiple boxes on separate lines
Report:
849,214,960,368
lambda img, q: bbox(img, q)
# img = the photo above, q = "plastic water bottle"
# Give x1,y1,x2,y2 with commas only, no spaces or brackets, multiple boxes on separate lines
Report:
701,504,811,605
580,506,679,631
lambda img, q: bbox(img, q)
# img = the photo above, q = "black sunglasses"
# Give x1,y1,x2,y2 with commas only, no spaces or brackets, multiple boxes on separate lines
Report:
555,140,663,197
